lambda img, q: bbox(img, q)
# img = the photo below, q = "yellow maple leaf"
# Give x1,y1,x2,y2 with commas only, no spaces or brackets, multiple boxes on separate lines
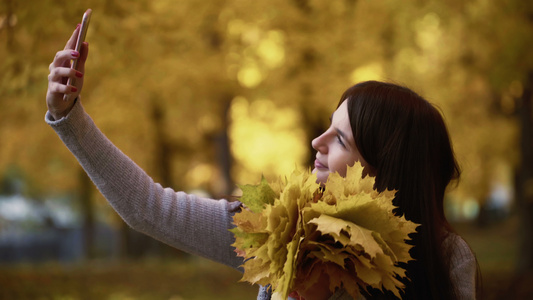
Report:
309,214,383,258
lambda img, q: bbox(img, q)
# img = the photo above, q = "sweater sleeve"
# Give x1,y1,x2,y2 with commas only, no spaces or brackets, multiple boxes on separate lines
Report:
448,234,477,299
45,100,243,270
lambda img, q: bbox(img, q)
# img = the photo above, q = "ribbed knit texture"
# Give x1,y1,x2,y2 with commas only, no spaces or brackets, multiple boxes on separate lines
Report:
446,232,478,299
46,100,477,300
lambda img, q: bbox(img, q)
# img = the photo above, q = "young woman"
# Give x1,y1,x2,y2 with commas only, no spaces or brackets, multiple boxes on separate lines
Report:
314,82,479,299
46,26,477,299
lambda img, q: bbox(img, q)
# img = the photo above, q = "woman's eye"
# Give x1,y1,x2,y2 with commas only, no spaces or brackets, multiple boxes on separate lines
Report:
337,135,346,148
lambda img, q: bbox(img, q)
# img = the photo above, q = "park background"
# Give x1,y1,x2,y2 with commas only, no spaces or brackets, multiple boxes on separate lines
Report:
1,0,532,299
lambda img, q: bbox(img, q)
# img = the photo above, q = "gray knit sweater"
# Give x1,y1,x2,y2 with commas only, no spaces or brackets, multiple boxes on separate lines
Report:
46,101,477,299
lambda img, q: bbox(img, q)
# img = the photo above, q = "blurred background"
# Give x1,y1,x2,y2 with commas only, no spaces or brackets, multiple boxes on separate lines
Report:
1,0,532,299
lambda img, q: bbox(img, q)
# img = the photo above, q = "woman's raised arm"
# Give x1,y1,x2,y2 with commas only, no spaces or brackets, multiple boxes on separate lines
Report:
45,28,243,271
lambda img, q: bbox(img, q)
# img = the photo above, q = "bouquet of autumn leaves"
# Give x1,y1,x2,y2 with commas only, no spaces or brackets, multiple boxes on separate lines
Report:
230,162,419,300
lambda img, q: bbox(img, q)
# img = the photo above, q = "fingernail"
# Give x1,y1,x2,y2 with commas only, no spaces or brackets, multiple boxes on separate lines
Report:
71,86,78,92
71,51,79,57
75,71,83,78
76,23,80,29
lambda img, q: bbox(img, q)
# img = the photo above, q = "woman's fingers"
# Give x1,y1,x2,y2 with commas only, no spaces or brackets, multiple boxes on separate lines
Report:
77,42,89,74
48,24,81,71
50,49,80,70
48,66,83,84
64,24,80,51
48,81,78,95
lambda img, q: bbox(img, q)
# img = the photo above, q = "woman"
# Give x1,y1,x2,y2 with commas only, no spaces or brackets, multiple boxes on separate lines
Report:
46,26,477,299
315,83,479,299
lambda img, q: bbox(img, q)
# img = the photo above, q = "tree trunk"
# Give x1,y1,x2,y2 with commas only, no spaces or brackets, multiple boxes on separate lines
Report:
149,99,186,257
517,71,533,273
151,100,173,189
213,95,235,197
79,168,95,260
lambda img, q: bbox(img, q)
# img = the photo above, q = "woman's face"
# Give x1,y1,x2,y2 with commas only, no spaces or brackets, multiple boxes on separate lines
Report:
311,100,369,184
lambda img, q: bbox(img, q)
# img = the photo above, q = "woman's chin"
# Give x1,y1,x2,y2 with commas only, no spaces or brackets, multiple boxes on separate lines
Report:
314,170,329,185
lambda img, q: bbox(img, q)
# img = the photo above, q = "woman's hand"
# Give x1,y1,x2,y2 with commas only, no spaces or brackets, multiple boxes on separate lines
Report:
46,24,89,120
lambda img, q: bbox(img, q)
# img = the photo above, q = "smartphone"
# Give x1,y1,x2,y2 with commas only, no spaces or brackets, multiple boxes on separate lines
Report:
72,9,92,73
64,9,91,101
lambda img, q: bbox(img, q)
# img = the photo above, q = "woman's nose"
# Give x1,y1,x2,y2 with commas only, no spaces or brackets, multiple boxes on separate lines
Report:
311,132,328,154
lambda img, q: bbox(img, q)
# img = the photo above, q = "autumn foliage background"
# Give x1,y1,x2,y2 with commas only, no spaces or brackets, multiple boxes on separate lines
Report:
0,0,532,299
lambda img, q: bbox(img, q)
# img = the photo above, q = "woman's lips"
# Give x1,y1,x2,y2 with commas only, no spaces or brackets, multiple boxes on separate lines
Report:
314,160,327,169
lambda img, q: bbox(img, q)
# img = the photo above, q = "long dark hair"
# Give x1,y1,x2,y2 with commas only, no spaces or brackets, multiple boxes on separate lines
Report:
339,81,462,299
